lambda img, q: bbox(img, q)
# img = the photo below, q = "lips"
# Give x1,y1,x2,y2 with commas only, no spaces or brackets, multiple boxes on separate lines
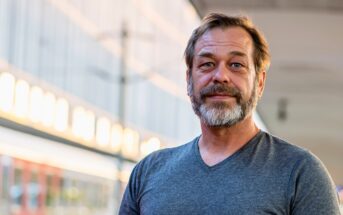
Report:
205,94,237,102
206,93,234,97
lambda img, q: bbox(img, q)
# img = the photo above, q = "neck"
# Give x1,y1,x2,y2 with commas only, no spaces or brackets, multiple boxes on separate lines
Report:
198,114,260,166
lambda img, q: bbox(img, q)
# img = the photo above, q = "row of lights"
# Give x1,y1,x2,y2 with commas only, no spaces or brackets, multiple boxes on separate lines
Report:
0,71,161,160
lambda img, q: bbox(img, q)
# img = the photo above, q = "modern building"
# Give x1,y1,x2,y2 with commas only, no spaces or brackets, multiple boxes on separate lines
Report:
0,0,202,214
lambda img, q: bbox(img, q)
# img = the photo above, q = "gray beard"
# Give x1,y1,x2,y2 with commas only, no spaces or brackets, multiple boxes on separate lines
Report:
187,76,257,127
199,102,243,127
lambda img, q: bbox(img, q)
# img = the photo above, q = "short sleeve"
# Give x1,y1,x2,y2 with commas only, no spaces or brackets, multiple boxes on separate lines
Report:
119,164,141,215
288,152,340,215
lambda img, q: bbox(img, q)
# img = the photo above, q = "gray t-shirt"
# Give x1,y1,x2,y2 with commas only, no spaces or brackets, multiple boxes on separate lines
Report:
119,131,340,215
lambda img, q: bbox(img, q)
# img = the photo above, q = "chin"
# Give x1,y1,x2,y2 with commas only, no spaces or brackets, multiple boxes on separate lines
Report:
199,104,244,127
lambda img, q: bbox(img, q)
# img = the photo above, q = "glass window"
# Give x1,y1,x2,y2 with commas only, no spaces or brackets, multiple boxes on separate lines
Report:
45,174,53,206
1,162,10,200
53,174,61,207
1,156,11,215
60,176,81,207
10,167,23,210
28,170,40,210
100,183,110,208
60,177,68,206
89,182,98,208
70,178,81,206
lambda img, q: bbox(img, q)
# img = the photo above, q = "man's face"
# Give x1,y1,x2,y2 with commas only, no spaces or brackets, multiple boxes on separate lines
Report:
187,27,266,127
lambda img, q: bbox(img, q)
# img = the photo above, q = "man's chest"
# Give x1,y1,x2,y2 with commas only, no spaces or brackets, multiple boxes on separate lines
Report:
137,168,289,215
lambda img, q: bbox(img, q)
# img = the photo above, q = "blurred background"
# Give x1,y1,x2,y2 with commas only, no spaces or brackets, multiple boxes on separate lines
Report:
0,0,342,214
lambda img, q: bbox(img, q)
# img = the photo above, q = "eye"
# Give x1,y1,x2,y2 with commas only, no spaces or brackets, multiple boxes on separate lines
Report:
199,62,215,70
230,62,243,69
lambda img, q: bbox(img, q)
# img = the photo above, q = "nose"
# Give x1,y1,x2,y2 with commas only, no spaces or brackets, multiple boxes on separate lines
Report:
212,62,231,84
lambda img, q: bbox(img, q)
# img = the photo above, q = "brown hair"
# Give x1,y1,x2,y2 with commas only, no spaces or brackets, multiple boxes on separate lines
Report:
185,13,270,74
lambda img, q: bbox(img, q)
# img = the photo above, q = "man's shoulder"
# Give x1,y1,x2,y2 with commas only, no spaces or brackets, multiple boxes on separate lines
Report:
262,131,321,164
263,133,340,213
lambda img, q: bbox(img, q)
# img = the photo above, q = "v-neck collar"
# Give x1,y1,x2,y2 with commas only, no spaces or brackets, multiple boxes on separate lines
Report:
193,130,264,171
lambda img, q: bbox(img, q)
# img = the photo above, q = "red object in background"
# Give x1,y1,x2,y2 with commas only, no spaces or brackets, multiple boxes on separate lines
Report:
1,157,60,215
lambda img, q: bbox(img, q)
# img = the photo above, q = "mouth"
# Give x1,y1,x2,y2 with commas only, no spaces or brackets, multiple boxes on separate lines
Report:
205,93,236,101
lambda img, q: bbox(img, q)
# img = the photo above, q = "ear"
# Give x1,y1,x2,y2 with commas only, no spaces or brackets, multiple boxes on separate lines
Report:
257,70,266,98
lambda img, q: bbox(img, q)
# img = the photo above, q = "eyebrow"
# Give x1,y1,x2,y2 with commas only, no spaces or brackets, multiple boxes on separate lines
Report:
197,52,215,58
197,51,247,58
229,51,247,58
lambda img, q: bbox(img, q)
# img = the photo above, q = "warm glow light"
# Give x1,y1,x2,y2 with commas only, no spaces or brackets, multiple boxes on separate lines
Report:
111,124,123,153
72,106,95,141
29,86,44,123
83,110,95,141
0,72,15,112
14,80,30,118
72,106,85,138
54,98,69,132
42,92,56,127
140,137,161,157
96,117,111,147
122,128,140,159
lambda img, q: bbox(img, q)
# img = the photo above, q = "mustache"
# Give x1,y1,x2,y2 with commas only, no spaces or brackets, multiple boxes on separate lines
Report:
200,84,242,101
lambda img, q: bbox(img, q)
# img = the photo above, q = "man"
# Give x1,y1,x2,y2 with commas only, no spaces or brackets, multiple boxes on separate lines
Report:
119,13,340,214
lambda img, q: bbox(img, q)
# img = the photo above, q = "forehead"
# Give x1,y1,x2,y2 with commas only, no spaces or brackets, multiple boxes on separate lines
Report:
194,27,254,57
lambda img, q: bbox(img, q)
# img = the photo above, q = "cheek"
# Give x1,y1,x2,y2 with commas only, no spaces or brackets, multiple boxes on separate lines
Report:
246,78,257,97
192,74,212,92
233,77,253,98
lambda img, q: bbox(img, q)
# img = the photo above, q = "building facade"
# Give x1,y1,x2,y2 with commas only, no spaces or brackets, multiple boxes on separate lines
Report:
0,0,201,214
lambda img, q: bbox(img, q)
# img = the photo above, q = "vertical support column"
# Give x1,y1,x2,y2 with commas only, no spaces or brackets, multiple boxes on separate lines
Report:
115,21,129,212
